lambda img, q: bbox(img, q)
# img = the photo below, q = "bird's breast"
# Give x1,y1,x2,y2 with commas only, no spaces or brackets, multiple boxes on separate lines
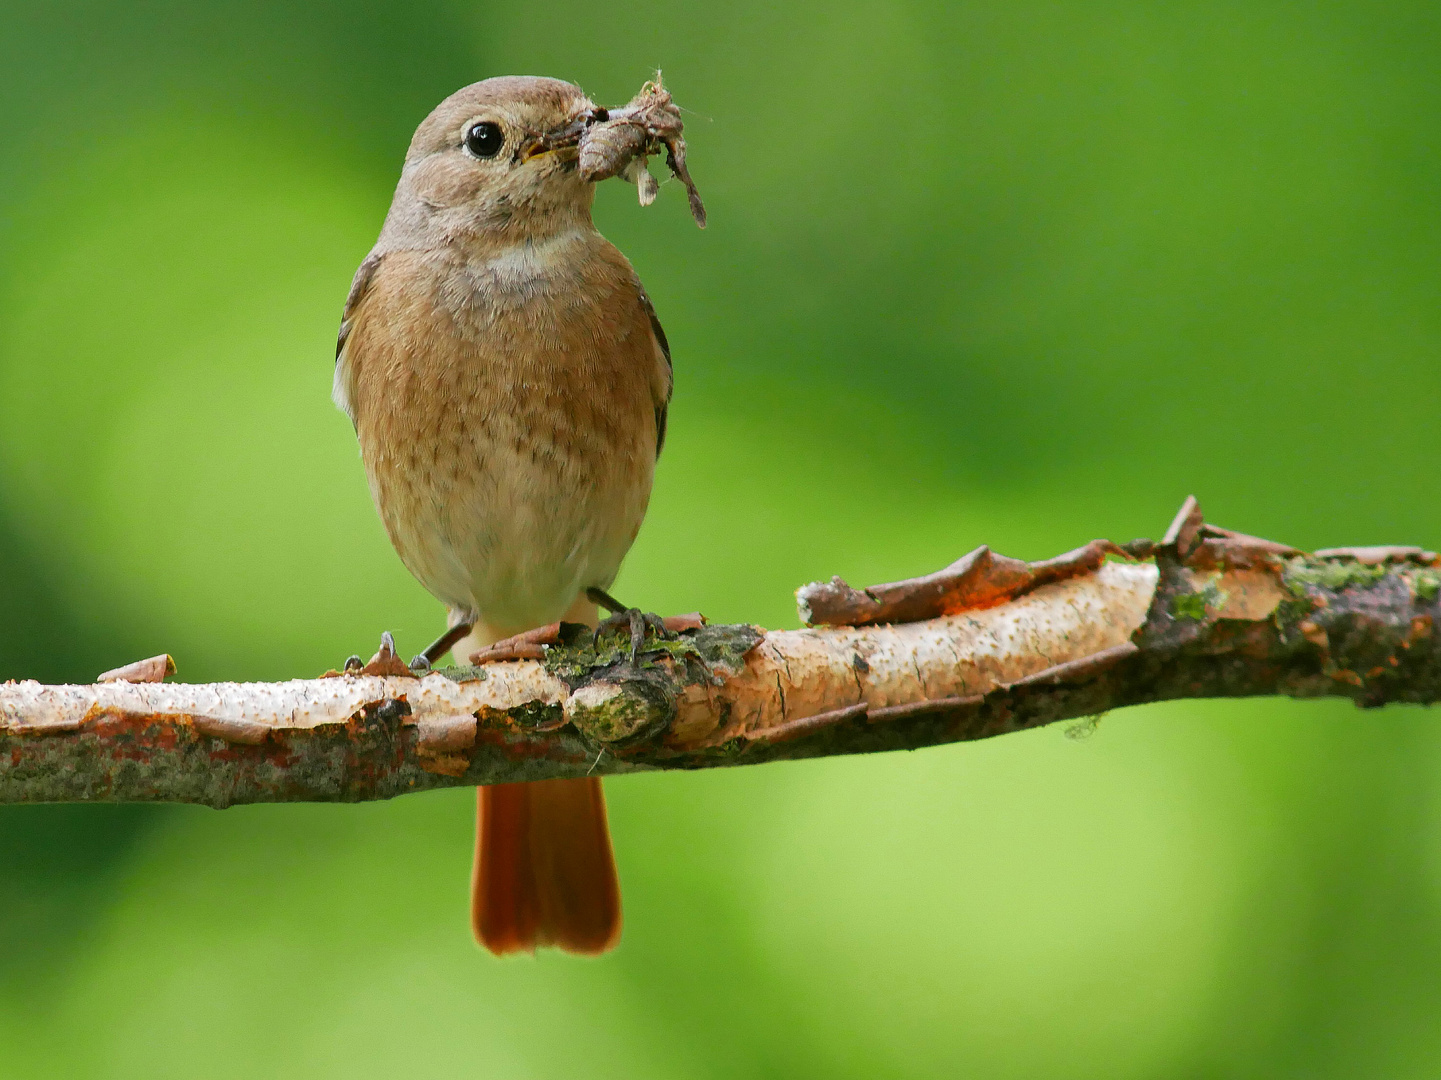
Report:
343,238,662,630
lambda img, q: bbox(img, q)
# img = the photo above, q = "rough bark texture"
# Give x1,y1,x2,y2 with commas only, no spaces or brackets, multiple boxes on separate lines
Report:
3,499,1439,808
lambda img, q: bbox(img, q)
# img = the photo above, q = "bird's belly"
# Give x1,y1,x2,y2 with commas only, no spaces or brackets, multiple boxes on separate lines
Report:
365,396,654,634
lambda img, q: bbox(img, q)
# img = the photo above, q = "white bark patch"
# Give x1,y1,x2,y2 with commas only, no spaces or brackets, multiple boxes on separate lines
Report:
0,564,1157,753
0,666,571,736
671,561,1159,746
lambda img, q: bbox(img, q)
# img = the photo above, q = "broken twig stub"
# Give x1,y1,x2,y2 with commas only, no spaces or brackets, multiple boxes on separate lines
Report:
97,654,174,684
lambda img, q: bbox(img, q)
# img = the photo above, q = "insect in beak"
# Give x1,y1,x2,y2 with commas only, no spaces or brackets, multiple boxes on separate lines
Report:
521,111,609,163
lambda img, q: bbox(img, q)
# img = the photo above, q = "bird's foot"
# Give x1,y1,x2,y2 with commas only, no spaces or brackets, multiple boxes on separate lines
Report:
586,587,708,668
592,607,674,666
587,585,674,665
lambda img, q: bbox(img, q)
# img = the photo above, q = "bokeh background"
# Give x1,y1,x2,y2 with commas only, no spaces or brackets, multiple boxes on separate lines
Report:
2,1,1440,1076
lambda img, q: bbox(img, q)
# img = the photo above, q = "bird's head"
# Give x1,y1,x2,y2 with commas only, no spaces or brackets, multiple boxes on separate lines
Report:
384,76,606,247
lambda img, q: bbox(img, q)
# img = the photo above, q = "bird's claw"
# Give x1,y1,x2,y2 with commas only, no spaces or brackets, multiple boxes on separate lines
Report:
592,608,675,666
339,631,415,678
585,588,710,669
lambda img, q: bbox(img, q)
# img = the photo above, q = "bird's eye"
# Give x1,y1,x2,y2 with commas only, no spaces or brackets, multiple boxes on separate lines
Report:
464,121,504,159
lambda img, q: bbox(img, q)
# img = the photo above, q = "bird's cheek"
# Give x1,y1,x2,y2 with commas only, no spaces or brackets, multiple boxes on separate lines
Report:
410,157,487,209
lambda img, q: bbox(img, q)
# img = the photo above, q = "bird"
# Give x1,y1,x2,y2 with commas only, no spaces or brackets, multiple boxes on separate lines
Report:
332,75,677,955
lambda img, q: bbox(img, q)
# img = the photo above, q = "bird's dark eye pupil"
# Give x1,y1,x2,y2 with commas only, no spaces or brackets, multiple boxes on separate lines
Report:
465,122,503,158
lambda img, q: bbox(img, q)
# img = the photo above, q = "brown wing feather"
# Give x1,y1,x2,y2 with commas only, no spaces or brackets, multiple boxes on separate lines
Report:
332,252,384,428
337,251,383,361
636,284,672,457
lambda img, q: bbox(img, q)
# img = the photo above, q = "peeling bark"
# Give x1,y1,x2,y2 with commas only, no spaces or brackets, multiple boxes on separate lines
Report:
3,498,1439,807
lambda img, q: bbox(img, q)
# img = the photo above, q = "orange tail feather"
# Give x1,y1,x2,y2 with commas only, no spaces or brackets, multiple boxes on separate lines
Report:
472,776,622,956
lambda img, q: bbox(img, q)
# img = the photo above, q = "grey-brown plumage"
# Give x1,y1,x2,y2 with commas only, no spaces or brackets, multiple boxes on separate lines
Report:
334,75,679,956
334,76,671,638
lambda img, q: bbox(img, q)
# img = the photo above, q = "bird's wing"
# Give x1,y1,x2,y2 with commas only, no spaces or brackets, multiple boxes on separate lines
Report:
332,251,384,427
636,284,672,458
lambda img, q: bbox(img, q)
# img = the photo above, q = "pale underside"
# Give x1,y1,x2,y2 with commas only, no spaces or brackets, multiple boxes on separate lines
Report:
335,228,670,636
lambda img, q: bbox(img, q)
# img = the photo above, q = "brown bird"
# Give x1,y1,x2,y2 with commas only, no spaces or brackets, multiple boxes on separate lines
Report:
333,76,677,955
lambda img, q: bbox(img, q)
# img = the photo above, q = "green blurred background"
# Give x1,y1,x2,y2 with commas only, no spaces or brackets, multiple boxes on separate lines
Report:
2,1,1440,1075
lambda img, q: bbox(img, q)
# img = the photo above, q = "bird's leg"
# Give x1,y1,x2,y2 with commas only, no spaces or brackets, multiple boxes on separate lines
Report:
409,620,476,671
586,586,673,665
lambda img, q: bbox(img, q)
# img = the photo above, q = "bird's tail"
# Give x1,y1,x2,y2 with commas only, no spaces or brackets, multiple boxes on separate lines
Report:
457,599,621,956
472,776,622,955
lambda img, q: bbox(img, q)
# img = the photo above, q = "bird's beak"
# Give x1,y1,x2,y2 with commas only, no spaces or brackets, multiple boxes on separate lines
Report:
520,111,604,163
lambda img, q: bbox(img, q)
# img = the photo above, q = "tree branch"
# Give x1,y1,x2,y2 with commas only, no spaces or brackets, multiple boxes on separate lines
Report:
5,497,1439,807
